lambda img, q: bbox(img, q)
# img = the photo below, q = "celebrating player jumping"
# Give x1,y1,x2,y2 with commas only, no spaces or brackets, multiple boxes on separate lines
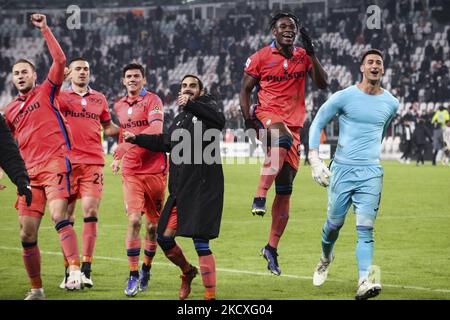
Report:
240,12,328,276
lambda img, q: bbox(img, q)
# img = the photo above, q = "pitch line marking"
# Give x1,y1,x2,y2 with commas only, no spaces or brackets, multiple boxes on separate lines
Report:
0,246,449,294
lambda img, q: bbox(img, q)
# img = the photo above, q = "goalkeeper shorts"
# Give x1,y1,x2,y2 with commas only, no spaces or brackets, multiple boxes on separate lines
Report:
327,161,383,223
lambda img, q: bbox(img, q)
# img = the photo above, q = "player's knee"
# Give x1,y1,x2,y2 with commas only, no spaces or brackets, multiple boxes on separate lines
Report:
356,227,374,244
322,219,343,242
20,229,37,243
275,183,293,195
326,219,344,231
193,238,212,256
157,234,176,252
356,214,375,228
83,205,98,218
147,222,157,235
50,212,66,225
128,214,141,230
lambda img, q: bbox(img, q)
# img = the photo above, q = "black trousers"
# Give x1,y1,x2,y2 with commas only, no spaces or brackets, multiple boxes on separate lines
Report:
401,141,413,159
415,144,426,164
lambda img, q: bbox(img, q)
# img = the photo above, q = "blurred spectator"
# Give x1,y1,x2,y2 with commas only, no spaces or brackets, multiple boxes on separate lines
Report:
412,117,433,166
400,121,414,164
431,105,450,128
300,118,311,166
432,122,444,166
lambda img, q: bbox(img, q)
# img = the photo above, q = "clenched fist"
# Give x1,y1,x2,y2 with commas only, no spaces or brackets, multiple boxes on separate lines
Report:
30,13,47,30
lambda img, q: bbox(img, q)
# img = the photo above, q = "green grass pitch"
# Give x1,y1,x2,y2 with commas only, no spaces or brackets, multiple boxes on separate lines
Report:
0,156,449,300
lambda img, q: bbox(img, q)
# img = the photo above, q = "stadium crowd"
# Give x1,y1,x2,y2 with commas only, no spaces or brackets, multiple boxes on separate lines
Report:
0,0,449,140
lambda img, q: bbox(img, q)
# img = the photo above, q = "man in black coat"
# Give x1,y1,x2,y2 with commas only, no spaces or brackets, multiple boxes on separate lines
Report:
123,75,225,300
0,113,32,205
413,117,433,166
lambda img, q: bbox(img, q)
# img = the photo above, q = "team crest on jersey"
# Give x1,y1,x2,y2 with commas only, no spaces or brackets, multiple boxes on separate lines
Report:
151,106,161,114
245,58,251,68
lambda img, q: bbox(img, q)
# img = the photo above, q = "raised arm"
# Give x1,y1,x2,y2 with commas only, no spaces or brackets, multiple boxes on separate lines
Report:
307,56,328,90
300,28,328,90
31,14,66,87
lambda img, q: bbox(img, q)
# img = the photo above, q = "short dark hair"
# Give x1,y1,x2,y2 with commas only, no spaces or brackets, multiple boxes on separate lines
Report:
270,12,299,30
181,74,204,91
69,57,88,65
360,49,383,65
13,59,36,72
122,63,145,78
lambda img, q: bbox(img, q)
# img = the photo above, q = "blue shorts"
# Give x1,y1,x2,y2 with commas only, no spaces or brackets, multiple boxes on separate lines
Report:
327,161,383,226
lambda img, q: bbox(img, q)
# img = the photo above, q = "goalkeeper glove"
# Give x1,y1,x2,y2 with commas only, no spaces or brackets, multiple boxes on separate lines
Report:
309,149,332,187
17,177,32,206
300,27,315,57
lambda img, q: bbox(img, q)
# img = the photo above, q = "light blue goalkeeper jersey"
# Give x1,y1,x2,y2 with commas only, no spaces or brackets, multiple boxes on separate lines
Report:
309,85,399,165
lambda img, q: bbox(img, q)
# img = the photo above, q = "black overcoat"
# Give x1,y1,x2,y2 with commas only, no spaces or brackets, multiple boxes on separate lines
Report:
0,114,29,187
133,94,225,239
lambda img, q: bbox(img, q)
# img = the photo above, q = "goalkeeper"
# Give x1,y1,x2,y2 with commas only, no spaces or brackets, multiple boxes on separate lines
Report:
308,49,399,300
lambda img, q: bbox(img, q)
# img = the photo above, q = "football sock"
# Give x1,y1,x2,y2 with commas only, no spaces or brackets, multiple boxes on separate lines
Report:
269,194,290,248
142,262,151,273
321,219,343,260
193,238,212,256
166,245,191,273
81,262,91,278
61,221,73,269
22,241,42,289
356,226,374,280
129,270,139,278
199,254,216,299
144,240,157,268
56,220,80,268
126,238,141,272
256,145,289,198
63,253,69,269
82,217,97,264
